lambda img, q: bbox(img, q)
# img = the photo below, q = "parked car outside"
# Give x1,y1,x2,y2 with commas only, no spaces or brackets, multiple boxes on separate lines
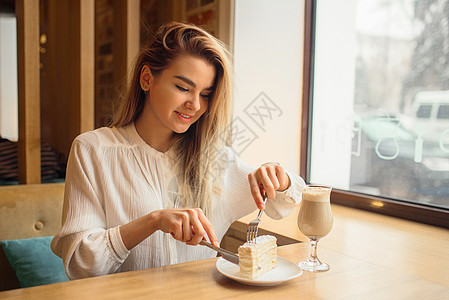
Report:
350,113,449,209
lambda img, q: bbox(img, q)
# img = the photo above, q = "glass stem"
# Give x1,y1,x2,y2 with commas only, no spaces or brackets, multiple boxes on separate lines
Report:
309,239,320,263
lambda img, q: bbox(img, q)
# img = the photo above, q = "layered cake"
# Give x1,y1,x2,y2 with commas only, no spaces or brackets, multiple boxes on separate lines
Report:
238,235,278,279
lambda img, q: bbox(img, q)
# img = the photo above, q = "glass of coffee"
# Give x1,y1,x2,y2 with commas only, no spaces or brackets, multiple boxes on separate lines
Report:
297,185,333,272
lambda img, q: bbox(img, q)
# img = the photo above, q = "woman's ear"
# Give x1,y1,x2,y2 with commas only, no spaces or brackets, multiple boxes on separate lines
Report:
140,65,152,92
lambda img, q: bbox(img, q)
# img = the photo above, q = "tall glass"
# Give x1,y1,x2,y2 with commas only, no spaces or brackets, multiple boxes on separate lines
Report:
297,185,333,272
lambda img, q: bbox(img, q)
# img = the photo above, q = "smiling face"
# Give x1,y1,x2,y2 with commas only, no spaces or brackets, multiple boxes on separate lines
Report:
135,55,216,150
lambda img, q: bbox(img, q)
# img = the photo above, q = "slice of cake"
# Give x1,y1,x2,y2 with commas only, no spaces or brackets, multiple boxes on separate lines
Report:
238,235,278,279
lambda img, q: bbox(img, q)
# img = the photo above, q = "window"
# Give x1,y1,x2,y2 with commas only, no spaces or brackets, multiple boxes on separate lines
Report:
416,105,432,118
437,105,449,119
303,0,449,228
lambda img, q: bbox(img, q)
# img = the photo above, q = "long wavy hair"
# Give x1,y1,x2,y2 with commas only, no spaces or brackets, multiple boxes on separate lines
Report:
110,22,233,218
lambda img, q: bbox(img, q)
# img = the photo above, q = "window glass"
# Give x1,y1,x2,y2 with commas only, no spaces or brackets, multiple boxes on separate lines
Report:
310,0,449,210
437,105,449,120
416,105,432,119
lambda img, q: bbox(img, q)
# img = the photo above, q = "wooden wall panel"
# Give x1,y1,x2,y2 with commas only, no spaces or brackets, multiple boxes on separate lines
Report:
16,0,41,184
79,0,95,134
41,0,94,159
113,0,140,92
217,0,234,52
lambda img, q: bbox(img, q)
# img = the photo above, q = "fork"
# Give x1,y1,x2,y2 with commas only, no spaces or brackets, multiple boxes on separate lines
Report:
246,195,267,243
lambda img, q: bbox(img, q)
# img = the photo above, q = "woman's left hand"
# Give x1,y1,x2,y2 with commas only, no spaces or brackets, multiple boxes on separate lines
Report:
248,162,291,210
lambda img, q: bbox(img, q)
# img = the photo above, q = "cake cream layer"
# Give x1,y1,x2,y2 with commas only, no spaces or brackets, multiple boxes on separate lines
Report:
238,235,278,279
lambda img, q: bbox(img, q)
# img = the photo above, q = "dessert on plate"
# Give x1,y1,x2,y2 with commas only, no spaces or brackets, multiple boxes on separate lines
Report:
238,235,277,279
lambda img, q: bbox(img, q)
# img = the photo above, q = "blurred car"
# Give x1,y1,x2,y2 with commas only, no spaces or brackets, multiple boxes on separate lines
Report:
409,90,449,144
349,114,449,208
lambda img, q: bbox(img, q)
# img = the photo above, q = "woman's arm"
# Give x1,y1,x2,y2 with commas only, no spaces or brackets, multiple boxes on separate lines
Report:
51,137,129,279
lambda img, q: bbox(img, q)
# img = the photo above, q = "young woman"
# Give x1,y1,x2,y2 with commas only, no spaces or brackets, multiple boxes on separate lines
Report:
51,22,305,279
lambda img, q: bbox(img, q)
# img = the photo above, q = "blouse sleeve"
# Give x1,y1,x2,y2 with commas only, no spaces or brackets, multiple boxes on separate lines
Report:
51,136,130,279
222,148,305,222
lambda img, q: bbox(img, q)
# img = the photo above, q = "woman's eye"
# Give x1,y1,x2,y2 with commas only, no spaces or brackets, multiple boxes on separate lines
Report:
176,85,188,92
200,93,212,100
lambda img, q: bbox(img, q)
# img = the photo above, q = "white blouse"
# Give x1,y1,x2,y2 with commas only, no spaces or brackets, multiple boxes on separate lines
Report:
51,123,305,279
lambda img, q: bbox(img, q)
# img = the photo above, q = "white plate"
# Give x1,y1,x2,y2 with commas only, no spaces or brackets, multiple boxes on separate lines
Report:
216,257,302,286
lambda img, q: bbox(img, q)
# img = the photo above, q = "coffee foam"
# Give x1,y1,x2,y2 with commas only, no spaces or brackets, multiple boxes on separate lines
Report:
303,186,331,202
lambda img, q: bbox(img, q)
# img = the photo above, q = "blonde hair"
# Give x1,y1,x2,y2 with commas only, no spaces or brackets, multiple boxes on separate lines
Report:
110,22,233,218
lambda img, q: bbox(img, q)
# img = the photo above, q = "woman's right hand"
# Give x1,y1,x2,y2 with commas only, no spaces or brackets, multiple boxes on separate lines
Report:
120,208,219,250
153,208,219,247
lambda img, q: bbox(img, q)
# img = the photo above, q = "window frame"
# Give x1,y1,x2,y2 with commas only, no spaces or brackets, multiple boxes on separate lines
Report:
300,0,449,229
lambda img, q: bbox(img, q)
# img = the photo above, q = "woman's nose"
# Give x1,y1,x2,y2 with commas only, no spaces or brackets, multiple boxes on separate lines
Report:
185,94,201,111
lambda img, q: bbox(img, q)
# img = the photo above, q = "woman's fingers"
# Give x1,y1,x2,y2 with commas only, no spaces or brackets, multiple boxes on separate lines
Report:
166,213,184,241
186,209,206,245
158,208,218,247
181,212,192,242
265,167,280,195
275,165,290,191
248,174,265,209
248,165,277,206
186,208,219,247
197,209,219,247
248,163,291,209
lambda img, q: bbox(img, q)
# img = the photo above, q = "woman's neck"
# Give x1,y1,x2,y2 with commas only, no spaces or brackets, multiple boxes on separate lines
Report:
134,118,172,153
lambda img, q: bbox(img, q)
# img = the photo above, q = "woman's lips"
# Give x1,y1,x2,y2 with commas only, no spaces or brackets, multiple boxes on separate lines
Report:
175,111,193,122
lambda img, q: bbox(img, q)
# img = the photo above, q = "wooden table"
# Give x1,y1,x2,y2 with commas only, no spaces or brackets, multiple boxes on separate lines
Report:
238,204,449,290
1,204,448,299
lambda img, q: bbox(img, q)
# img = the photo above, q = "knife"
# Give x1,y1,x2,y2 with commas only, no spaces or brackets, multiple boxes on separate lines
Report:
200,240,239,265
